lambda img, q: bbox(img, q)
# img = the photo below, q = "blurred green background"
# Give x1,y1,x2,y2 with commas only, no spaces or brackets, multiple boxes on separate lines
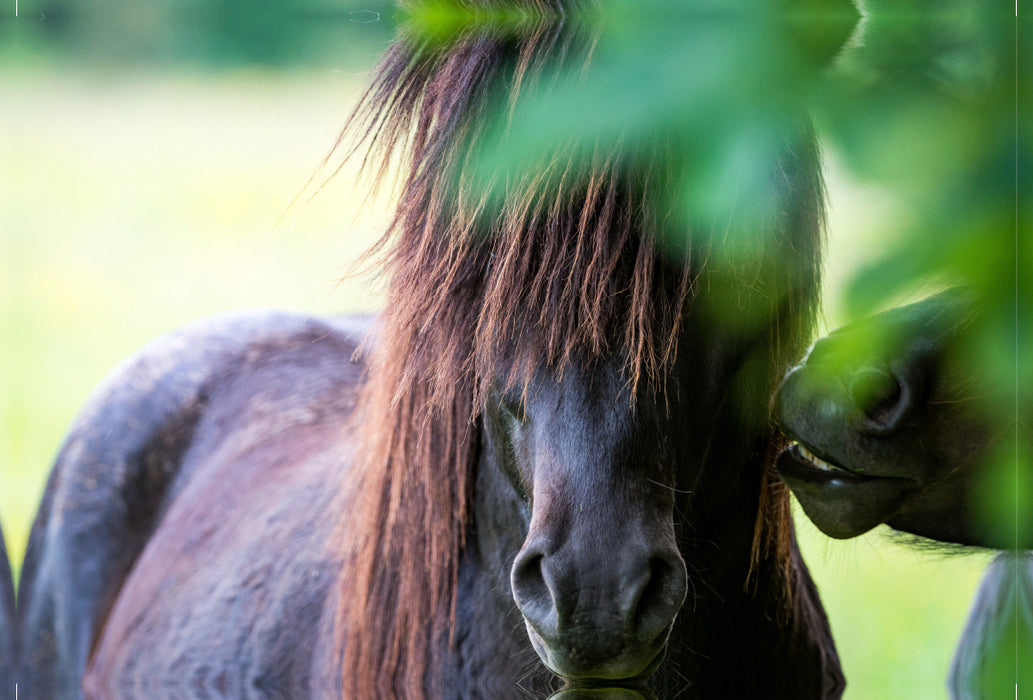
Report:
0,0,1023,697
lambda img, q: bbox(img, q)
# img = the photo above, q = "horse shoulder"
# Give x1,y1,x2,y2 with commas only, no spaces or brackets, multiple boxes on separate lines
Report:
18,309,372,698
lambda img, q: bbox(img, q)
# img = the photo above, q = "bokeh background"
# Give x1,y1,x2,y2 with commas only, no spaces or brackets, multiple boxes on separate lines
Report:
1,0,1024,696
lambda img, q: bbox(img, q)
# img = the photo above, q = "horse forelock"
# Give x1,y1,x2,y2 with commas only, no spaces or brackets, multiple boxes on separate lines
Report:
332,15,822,694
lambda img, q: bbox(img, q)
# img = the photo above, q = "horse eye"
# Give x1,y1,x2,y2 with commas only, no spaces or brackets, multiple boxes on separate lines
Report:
489,392,531,503
498,395,526,424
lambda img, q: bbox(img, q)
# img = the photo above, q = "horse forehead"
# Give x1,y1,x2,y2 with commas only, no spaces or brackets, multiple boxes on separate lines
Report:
526,370,673,455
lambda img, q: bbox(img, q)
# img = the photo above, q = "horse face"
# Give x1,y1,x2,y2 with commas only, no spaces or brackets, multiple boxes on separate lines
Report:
484,362,688,682
773,290,997,544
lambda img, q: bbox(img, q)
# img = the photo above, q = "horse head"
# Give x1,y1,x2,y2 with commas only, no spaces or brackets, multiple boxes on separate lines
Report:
334,4,838,695
774,289,1026,547
482,361,688,681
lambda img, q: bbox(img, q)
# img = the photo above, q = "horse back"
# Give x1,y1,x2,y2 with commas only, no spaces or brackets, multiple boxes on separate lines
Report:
18,310,372,698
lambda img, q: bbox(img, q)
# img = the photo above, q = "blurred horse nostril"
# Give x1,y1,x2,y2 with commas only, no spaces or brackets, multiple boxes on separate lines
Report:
632,553,687,638
849,367,906,432
511,548,554,626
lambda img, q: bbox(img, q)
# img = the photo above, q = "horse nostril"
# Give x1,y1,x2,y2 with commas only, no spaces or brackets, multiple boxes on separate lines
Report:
849,367,907,434
511,547,555,631
631,553,688,640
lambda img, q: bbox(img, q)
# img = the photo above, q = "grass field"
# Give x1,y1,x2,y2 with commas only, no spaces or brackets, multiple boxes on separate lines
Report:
1,67,992,698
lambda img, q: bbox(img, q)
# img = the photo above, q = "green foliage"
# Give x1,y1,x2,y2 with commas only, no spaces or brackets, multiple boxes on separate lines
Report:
417,0,858,241
400,0,552,41
403,0,1028,545
0,0,395,67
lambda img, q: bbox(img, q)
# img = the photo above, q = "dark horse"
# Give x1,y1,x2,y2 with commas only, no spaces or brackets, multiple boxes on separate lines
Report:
18,9,842,699
773,288,1030,548
772,290,1032,697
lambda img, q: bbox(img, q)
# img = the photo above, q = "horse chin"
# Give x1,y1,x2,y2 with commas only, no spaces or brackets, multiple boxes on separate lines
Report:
524,621,669,684
775,444,917,539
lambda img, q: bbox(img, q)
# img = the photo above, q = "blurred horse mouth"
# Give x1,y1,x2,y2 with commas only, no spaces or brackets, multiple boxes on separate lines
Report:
775,440,918,539
777,441,872,484
776,441,919,486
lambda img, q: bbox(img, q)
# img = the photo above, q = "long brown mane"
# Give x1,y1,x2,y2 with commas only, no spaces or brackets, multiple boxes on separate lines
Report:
330,2,824,694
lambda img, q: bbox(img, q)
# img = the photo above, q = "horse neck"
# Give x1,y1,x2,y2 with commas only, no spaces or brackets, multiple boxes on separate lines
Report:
658,444,844,699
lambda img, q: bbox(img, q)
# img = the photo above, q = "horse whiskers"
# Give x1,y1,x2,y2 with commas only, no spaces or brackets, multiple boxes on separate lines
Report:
926,395,988,405
684,570,701,614
513,648,550,696
649,652,696,698
647,477,693,495
682,558,723,608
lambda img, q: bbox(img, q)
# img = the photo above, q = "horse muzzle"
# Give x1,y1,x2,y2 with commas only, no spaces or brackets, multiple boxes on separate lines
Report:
511,534,687,681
